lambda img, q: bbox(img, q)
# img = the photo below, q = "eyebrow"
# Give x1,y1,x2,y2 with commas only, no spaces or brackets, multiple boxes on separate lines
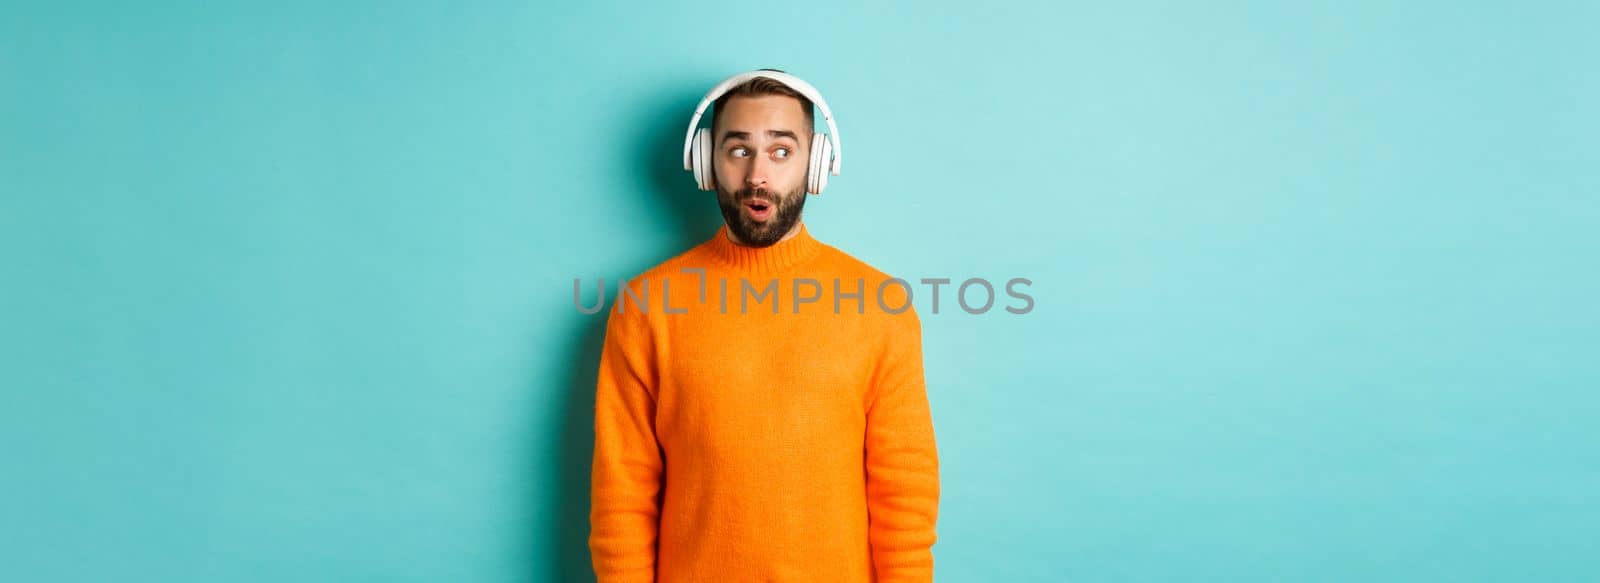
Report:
720,129,800,144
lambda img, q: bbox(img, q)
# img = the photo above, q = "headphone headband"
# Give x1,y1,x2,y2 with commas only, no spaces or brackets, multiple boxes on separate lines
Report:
680,70,842,177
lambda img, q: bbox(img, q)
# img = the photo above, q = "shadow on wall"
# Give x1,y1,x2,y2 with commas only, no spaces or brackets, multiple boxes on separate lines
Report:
543,77,725,583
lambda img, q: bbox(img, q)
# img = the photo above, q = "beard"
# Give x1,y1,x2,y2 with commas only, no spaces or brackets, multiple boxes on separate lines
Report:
716,182,807,247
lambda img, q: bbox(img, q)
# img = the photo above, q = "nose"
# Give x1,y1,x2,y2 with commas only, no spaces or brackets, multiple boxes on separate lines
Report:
744,155,769,190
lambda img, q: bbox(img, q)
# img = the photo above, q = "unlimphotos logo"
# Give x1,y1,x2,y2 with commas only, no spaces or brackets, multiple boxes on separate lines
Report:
574,269,1034,316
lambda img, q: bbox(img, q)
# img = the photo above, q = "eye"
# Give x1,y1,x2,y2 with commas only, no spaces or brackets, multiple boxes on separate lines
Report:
774,147,791,159
730,146,749,158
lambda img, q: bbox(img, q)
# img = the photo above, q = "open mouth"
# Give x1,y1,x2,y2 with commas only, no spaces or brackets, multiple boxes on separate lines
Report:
743,199,774,221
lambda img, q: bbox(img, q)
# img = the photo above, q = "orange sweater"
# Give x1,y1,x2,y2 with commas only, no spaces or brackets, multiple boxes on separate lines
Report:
589,223,940,582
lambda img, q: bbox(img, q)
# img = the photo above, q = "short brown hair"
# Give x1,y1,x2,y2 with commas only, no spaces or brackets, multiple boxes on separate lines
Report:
710,72,816,140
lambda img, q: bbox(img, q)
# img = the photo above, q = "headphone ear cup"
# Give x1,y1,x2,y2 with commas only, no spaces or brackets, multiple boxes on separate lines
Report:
692,128,715,191
808,132,831,194
690,128,704,189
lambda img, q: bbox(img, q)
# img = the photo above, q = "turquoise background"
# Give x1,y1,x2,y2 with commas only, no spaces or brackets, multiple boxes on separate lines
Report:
3,1,1596,581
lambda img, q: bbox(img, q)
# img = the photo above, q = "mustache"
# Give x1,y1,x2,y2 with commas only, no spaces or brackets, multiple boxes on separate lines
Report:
727,187,778,206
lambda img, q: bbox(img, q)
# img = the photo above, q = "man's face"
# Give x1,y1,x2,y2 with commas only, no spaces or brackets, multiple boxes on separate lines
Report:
712,95,811,247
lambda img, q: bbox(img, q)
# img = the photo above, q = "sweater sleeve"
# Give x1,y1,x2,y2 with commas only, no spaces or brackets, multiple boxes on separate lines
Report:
864,307,941,583
589,303,663,583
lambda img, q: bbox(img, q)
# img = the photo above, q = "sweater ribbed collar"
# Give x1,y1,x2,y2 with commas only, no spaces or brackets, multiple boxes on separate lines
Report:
705,222,823,274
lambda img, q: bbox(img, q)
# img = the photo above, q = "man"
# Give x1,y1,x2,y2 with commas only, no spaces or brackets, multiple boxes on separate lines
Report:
589,70,940,583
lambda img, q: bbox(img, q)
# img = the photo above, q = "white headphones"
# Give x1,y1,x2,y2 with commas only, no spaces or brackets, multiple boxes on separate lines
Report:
681,69,843,194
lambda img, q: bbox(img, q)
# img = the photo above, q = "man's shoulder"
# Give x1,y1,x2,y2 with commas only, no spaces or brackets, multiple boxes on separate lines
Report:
618,239,714,291
814,241,897,281
813,242,920,319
